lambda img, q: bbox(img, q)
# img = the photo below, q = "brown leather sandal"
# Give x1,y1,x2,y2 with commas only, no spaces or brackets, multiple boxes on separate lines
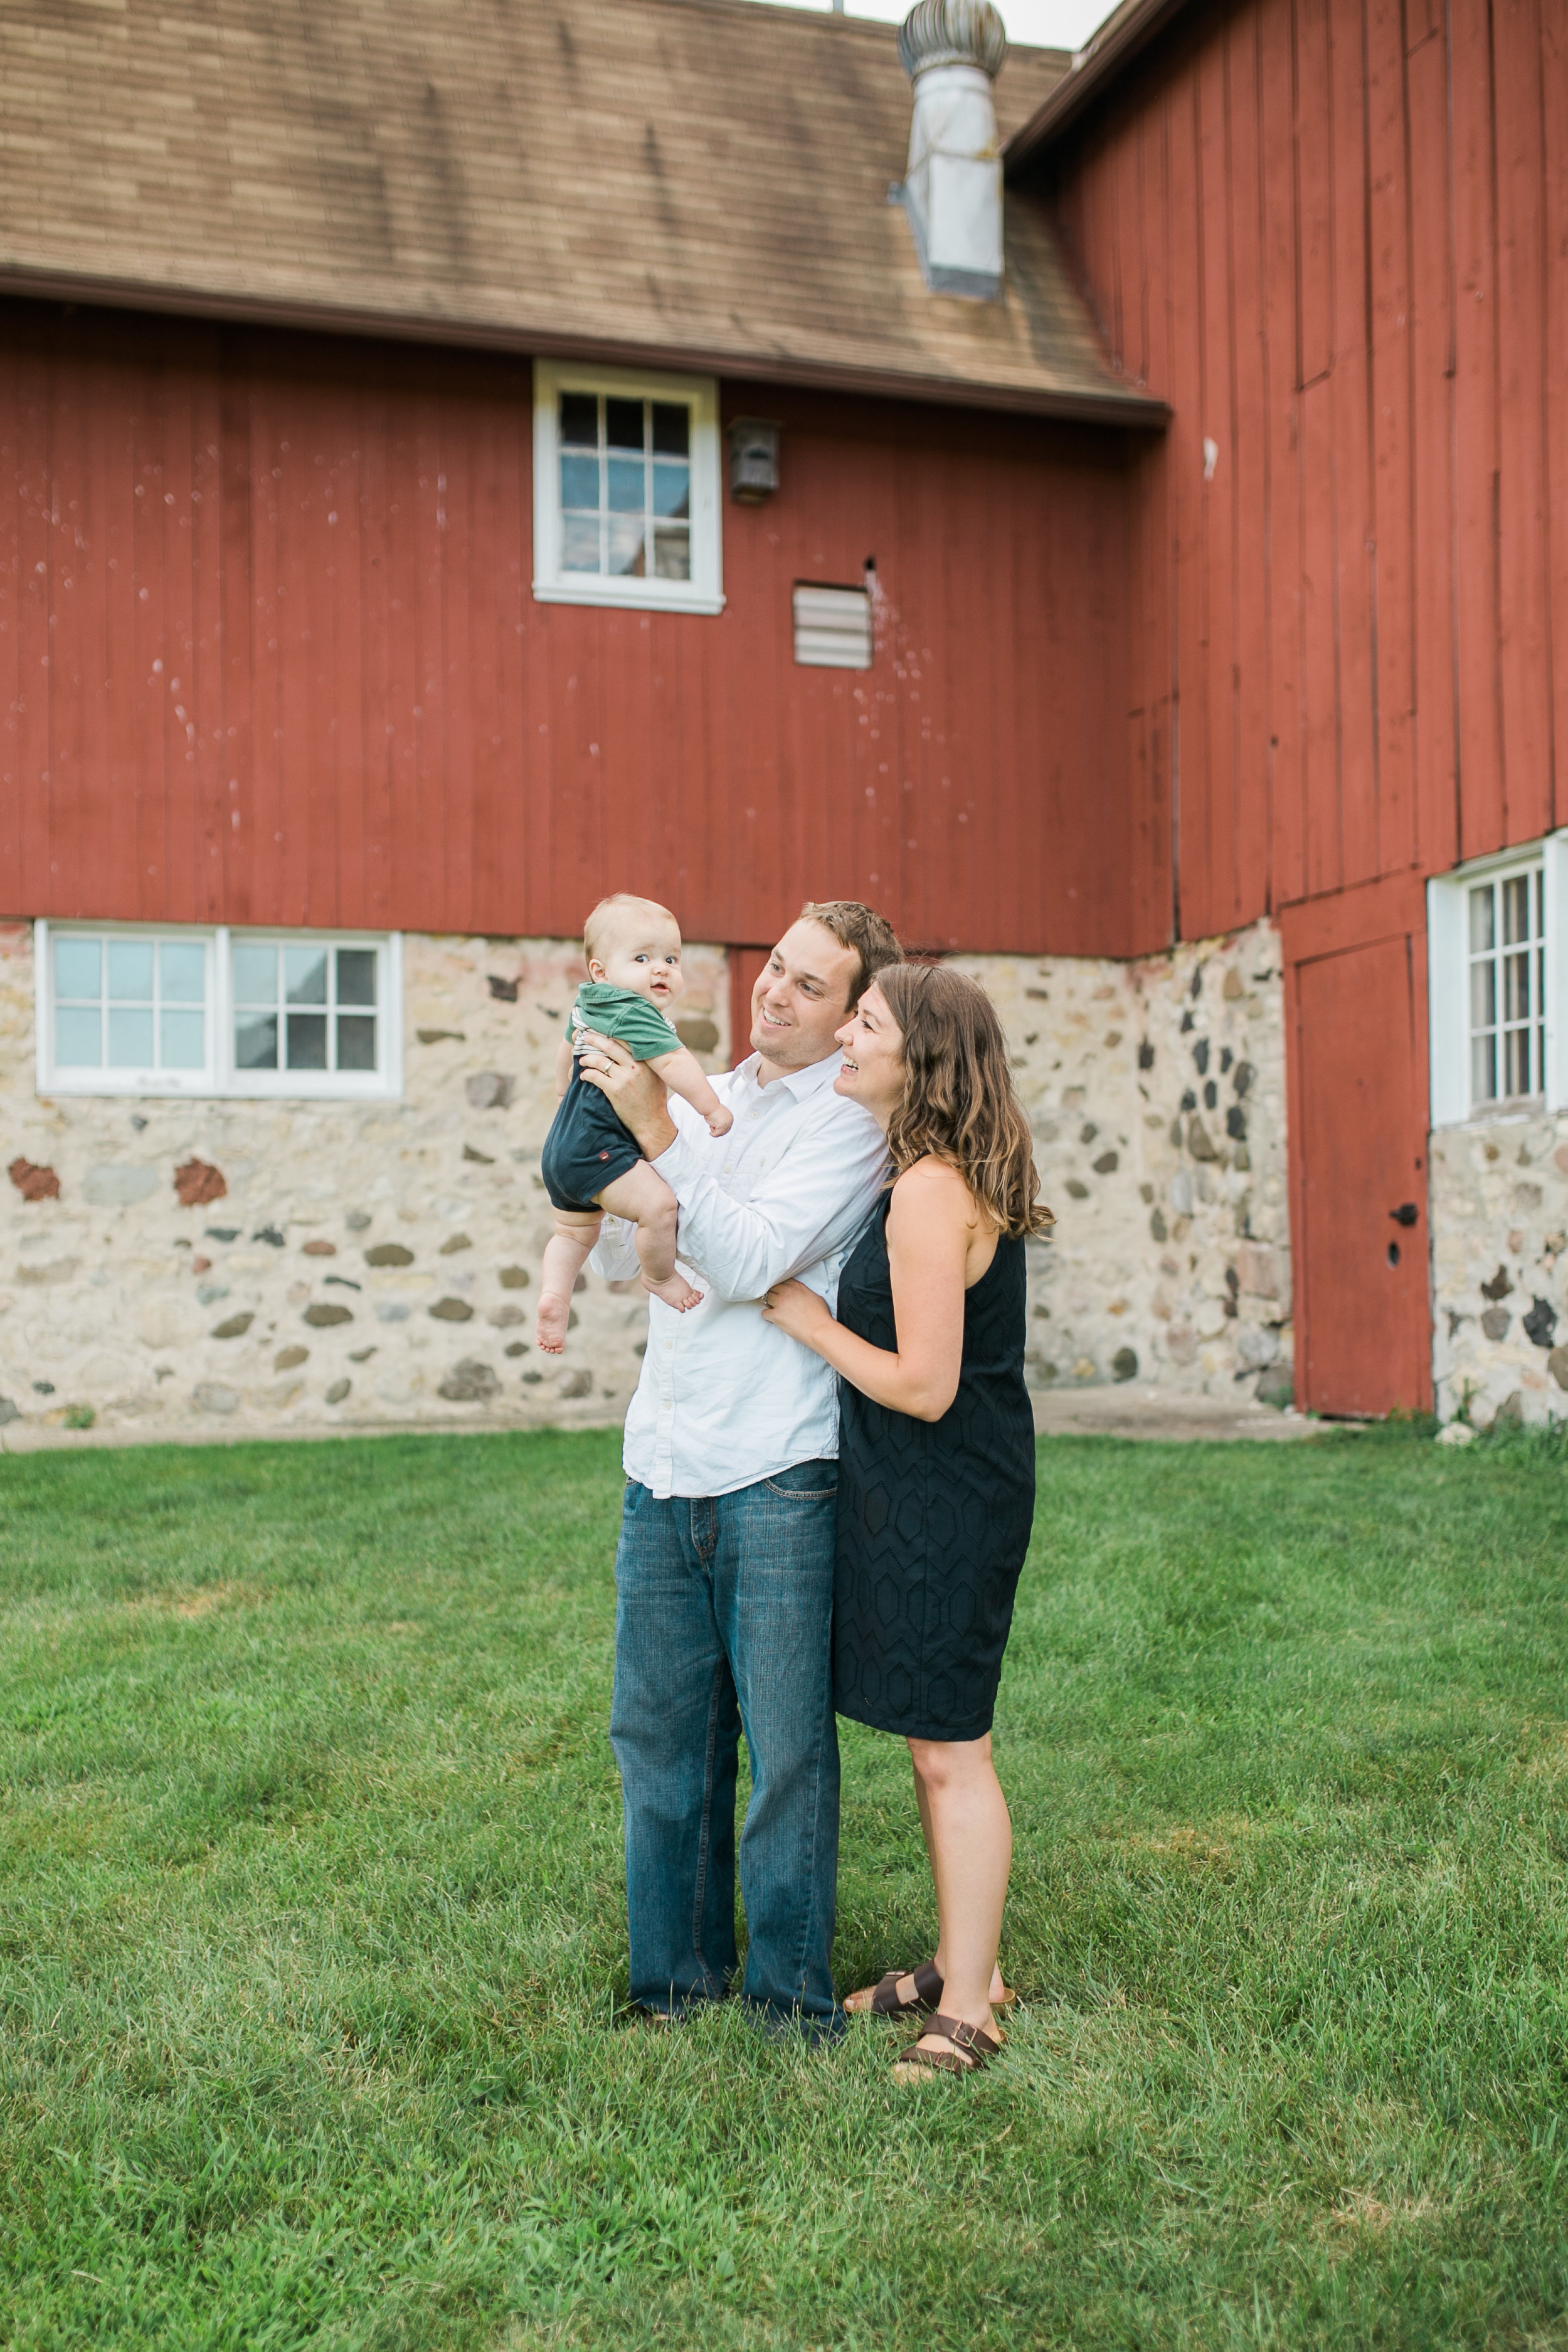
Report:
858,1961,1018,2018
893,2011,1004,2079
864,1961,944,2018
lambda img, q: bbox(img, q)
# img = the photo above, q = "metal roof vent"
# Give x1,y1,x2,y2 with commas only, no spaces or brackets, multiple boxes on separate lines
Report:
896,0,1008,302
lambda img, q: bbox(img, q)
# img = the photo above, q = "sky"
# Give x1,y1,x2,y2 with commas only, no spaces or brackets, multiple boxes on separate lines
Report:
751,0,1117,57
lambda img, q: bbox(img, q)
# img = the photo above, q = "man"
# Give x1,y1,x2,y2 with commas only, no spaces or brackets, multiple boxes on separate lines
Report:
579,900,902,2036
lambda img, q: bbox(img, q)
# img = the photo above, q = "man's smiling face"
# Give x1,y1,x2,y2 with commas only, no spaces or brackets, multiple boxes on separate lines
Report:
750,919,860,1076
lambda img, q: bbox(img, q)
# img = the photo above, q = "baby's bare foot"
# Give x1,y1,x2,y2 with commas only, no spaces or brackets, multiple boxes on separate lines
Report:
534,1295,571,1353
642,1271,704,1313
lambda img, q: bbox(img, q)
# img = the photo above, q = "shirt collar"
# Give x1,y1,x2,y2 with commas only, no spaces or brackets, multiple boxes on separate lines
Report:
733,1049,844,1103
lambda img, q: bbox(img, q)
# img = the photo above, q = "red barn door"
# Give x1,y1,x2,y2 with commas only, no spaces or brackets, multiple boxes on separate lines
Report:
1285,887,1433,1417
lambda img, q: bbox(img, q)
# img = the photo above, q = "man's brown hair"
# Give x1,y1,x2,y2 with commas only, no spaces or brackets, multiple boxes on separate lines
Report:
798,899,903,1009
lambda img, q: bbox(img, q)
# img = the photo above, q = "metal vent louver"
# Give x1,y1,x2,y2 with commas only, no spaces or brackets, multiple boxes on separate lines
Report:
792,584,872,670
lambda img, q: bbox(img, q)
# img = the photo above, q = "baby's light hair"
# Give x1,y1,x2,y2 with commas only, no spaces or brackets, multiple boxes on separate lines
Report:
583,893,680,970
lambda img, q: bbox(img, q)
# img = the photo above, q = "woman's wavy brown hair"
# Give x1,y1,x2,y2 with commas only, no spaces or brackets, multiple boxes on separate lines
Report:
872,963,1054,1240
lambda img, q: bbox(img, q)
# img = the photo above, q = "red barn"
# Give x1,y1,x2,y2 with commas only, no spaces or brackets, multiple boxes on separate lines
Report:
0,0,1561,1439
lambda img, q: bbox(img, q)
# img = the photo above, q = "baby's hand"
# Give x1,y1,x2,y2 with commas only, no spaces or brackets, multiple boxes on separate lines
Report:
707,1106,734,1136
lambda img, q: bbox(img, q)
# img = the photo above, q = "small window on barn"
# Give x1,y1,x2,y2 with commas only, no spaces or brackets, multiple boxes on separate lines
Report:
793,583,873,670
532,360,722,616
1427,832,1567,1124
36,923,403,1102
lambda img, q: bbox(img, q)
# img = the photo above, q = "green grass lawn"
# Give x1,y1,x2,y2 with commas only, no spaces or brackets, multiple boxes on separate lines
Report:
3,1424,1567,2351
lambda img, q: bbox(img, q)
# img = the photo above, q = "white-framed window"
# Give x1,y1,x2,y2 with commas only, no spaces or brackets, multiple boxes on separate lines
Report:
531,358,723,616
1428,830,1567,1123
35,922,403,1101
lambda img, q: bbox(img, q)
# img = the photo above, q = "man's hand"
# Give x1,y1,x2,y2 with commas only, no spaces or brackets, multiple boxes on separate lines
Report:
575,1030,679,1160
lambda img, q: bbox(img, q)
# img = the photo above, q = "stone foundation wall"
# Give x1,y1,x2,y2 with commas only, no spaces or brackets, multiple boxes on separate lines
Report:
0,918,1292,1445
0,927,728,1443
1429,1111,1568,1428
961,919,1293,1406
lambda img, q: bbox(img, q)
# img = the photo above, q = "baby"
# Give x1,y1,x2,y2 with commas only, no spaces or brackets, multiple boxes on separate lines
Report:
536,893,732,1353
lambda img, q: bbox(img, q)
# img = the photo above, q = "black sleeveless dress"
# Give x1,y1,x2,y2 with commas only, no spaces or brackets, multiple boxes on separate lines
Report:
833,1194,1036,1743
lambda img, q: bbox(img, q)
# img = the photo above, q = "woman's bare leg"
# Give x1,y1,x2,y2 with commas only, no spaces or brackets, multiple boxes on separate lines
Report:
844,1739,1011,2016
899,1734,1010,2060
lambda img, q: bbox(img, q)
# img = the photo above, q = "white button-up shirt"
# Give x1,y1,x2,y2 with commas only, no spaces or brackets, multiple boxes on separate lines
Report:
590,1051,888,1499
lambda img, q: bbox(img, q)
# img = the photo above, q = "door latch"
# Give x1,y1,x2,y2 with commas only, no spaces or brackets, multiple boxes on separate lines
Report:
1389,1203,1419,1227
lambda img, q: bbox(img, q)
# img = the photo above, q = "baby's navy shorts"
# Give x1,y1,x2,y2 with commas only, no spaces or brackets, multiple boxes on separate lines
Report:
541,1060,644,1213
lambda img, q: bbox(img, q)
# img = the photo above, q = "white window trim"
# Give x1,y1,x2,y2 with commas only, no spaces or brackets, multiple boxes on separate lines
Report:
34,920,404,1103
531,357,724,617
1428,829,1567,1125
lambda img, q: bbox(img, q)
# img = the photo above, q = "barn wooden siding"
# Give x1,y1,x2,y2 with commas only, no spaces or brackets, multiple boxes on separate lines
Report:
0,301,1147,960
1047,0,1568,945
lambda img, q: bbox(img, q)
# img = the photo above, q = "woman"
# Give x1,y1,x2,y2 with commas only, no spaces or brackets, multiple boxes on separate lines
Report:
762,963,1051,2080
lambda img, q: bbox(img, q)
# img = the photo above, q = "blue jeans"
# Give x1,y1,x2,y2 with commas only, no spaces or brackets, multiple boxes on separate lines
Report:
608,1461,842,2033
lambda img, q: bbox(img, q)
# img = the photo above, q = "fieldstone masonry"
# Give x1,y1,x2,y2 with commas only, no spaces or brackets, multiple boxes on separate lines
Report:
1430,1112,1568,1428
0,926,726,1441
0,918,1293,1443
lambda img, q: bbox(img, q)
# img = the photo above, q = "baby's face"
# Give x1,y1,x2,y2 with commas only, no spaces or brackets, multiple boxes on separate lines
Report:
592,918,686,1008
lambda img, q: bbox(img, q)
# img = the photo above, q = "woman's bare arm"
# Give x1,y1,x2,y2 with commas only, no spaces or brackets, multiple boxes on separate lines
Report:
761,1158,972,1421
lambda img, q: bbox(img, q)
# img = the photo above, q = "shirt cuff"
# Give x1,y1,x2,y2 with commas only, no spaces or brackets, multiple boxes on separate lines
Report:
649,1128,703,1199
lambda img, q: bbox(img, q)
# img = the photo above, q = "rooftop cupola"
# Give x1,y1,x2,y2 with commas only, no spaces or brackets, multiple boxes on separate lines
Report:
898,0,1008,301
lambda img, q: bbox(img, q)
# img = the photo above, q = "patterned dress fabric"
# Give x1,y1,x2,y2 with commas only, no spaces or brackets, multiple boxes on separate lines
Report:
833,1193,1036,1742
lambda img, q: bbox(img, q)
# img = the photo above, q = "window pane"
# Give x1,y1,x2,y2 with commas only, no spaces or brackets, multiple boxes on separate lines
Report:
607,516,645,577
605,397,644,452
1469,960,1495,1031
285,946,328,1005
54,937,100,999
107,939,154,1001
650,402,689,458
107,1007,154,1067
286,1012,328,1070
652,526,691,581
233,943,277,1005
160,940,205,1004
606,455,645,513
1468,884,1494,953
650,460,689,519
161,1007,204,1069
55,1005,102,1066
337,1013,377,1071
1471,1030,1496,1103
560,452,599,511
235,1012,278,1070
559,392,598,447
561,514,601,573
1502,874,1531,945
1503,948,1531,1024
1504,1024,1533,1098
336,948,376,1007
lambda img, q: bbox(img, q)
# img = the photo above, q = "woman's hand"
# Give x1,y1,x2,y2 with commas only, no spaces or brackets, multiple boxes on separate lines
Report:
761,1278,835,1351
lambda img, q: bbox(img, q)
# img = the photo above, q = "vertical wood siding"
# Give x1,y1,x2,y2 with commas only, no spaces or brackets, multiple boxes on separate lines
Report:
0,304,1143,958
1051,0,1568,941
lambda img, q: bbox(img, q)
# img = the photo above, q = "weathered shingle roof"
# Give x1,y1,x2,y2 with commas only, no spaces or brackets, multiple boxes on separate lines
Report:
0,0,1162,422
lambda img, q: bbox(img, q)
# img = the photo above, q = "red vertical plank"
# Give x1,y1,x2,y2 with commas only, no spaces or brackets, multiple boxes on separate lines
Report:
1196,30,1239,930
1295,0,1337,386
1165,71,1213,936
1449,0,1503,859
0,349,20,916
219,362,255,926
1491,0,1554,845
1259,0,1307,907
1298,368,1342,897
1328,0,1380,889
1365,0,1416,878
1227,4,1273,921
1405,19,1458,873
1546,0,1568,829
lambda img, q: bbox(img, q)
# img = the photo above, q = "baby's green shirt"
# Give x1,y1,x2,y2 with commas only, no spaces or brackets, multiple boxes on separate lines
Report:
569,980,682,1064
